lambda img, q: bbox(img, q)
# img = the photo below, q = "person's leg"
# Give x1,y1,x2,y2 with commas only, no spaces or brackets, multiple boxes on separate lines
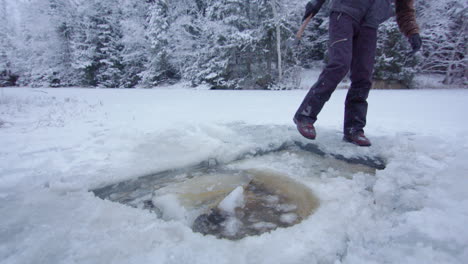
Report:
343,25,377,136
294,12,356,125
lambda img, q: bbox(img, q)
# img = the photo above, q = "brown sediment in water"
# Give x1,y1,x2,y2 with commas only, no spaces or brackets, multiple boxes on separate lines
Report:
245,169,319,221
155,172,251,210
184,169,320,240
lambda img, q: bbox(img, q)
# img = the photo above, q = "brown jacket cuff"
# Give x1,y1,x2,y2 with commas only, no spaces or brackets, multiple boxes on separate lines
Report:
395,0,420,37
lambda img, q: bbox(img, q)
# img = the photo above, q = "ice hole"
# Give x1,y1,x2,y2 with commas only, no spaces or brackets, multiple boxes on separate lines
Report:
156,169,320,240
92,141,384,240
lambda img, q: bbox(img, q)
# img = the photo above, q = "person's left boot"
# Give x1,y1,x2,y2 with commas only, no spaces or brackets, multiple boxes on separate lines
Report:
294,118,316,140
343,131,371,147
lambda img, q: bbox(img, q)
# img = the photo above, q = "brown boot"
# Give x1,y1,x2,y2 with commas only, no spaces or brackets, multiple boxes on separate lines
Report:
294,118,316,140
343,132,371,147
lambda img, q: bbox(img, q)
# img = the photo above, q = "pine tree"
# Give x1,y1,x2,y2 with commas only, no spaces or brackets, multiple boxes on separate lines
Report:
119,0,151,88
188,0,297,89
46,0,76,87
373,21,417,88
2,0,463,88
0,0,16,86
72,0,123,87
11,0,66,86
187,0,249,89
140,0,180,86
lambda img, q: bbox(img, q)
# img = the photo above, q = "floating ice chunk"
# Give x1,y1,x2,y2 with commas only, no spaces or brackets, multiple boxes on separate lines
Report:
280,213,298,224
222,217,243,237
218,186,245,215
276,203,297,212
152,194,187,221
251,222,277,230
263,195,280,204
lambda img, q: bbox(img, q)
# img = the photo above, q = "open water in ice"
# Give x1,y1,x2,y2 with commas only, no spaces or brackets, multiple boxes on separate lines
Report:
92,141,384,239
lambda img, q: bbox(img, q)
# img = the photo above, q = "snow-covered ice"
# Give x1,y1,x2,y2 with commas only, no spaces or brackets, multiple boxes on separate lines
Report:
1,87,468,264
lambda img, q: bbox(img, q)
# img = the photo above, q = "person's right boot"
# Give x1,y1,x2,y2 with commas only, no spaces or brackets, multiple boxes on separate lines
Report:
343,131,371,147
294,118,316,140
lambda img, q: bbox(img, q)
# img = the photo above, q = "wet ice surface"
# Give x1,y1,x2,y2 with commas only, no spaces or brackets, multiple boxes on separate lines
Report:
92,143,378,240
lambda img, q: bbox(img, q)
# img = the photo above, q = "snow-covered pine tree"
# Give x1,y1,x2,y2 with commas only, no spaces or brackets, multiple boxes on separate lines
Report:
46,0,76,87
92,1,124,88
119,0,151,88
9,0,64,86
72,0,123,87
189,0,253,89
259,0,304,89
140,0,180,87
373,21,417,88
2,0,463,88
188,0,300,89
0,0,17,86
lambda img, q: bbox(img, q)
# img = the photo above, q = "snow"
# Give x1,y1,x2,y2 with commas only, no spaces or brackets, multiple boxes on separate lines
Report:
1,86,468,264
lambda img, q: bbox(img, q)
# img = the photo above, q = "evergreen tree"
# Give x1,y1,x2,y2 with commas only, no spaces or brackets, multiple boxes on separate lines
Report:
187,0,301,89
72,0,123,87
373,21,417,87
120,0,151,88
11,0,66,86
1,0,464,88
47,0,76,87
188,0,253,89
0,0,17,86
141,0,180,86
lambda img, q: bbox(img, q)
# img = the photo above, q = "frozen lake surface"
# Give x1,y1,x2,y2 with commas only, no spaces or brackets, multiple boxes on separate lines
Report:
1,87,468,264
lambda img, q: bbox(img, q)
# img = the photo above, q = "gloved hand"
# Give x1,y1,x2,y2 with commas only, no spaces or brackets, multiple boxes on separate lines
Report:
302,0,325,21
303,2,315,21
408,33,422,56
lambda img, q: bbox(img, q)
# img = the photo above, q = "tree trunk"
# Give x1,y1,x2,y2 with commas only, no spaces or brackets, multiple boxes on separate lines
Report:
270,0,282,82
267,32,272,75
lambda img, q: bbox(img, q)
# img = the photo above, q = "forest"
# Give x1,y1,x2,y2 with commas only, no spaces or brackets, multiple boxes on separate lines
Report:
0,0,466,89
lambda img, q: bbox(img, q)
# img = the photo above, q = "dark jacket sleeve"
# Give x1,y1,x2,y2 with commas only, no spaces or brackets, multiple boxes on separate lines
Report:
395,0,420,37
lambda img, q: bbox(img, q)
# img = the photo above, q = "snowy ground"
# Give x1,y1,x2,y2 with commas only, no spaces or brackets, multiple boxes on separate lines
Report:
1,87,468,264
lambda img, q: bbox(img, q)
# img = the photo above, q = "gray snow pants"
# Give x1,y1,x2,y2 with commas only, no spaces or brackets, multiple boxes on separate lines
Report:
295,12,377,135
